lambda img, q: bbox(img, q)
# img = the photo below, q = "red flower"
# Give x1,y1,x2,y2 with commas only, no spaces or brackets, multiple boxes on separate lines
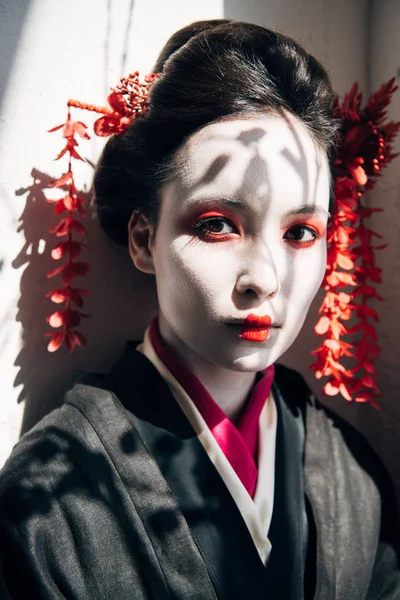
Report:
92,72,159,136
49,171,73,188
315,316,331,335
65,329,86,351
94,115,133,136
46,329,87,352
49,120,90,140
49,194,85,215
50,240,88,260
49,216,87,237
311,79,400,406
46,287,91,307
47,309,83,328
55,138,84,162
46,332,65,352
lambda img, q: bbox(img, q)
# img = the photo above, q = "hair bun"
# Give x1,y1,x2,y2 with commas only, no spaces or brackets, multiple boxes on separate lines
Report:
153,19,232,72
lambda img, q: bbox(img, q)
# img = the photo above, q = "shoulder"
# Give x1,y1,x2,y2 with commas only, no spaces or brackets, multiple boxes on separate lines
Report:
274,362,380,468
0,376,153,598
275,363,399,548
0,379,129,593
0,345,166,505
274,362,387,477
0,378,119,517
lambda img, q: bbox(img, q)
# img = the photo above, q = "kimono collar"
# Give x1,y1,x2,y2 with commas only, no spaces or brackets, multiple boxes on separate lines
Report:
149,317,274,497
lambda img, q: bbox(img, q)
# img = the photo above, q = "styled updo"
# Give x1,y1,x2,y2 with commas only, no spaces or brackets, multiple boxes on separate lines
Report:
94,20,339,246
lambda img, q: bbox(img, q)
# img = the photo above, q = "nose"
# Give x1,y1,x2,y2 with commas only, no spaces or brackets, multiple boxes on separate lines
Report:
235,247,280,300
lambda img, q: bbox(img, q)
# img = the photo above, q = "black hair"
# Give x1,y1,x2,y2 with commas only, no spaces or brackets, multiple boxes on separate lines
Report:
94,19,339,245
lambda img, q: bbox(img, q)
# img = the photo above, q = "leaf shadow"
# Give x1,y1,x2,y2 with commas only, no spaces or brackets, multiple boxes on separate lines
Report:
12,167,158,437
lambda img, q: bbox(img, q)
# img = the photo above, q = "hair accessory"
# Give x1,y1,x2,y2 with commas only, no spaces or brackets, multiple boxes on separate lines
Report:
68,72,160,137
311,79,400,407
45,72,159,352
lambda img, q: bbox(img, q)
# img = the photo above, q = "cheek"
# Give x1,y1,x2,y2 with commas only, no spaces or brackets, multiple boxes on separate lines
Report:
283,245,327,312
154,241,236,312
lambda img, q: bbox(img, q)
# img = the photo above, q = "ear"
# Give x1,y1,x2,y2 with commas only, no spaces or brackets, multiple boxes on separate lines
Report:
128,211,156,275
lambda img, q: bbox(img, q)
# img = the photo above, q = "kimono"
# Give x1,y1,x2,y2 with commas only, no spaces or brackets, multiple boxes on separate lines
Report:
0,338,399,599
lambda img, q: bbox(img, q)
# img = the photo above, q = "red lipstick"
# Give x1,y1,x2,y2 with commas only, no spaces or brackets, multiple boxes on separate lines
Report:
240,314,272,342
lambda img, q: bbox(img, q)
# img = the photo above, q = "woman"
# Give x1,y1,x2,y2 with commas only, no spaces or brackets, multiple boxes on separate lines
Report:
1,19,399,600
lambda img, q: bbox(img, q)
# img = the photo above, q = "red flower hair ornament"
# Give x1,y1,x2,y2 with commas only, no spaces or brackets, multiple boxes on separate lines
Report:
45,73,400,407
45,73,159,352
311,79,400,407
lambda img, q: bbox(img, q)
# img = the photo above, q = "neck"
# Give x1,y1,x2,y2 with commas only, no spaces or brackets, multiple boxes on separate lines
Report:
158,315,257,422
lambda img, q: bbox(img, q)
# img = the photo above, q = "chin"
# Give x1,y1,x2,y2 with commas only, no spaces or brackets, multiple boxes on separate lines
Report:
228,348,277,373
225,333,298,372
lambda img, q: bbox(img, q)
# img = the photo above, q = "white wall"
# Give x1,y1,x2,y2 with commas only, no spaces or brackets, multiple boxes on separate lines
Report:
3,0,398,497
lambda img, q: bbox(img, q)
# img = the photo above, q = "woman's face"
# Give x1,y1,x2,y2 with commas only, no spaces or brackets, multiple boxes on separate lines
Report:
134,115,331,372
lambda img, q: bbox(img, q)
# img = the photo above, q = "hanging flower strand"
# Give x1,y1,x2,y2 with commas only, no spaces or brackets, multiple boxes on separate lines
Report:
311,78,400,407
45,72,159,352
45,108,91,352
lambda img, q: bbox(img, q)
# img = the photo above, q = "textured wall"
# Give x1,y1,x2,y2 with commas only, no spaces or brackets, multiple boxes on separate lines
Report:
3,0,396,486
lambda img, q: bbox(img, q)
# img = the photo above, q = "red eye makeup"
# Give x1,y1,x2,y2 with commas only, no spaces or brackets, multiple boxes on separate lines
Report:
191,210,241,241
283,218,326,248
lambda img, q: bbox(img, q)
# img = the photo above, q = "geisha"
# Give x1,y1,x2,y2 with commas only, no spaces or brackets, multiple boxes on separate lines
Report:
1,19,399,600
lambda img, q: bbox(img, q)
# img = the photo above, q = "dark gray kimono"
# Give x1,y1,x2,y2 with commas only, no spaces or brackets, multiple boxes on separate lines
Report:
0,343,399,599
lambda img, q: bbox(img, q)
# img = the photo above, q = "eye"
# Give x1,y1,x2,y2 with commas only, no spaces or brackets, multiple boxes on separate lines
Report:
192,216,239,240
283,225,319,246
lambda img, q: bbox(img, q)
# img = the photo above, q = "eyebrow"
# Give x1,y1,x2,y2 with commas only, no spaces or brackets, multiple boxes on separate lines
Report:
185,196,330,219
283,205,331,219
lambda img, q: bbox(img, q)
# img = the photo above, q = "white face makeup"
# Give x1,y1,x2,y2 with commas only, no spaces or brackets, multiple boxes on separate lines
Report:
143,116,330,373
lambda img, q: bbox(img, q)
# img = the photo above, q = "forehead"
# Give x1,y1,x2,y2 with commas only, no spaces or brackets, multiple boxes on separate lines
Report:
173,115,329,205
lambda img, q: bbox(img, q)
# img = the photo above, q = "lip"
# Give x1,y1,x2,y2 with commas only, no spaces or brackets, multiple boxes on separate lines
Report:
243,314,272,327
225,314,277,327
239,328,270,342
225,314,278,343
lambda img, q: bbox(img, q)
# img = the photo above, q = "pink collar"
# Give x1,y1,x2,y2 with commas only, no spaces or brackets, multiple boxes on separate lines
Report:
149,318,274,498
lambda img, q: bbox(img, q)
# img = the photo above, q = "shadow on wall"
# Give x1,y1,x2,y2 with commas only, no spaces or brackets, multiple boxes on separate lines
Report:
12,168,158,436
